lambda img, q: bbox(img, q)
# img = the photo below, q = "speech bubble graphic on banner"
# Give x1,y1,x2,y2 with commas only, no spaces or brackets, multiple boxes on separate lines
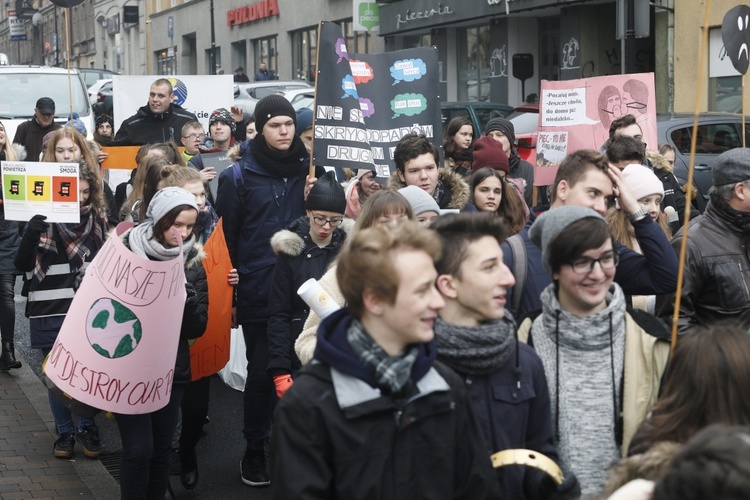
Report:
391,93,427,118
86,298,143,359
335,38,348,63
358,97,375,118
341,75,359,99
390,59,427,85
350,60,375,84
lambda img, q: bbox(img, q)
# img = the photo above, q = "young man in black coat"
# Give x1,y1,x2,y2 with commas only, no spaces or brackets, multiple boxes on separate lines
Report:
270,222,500,499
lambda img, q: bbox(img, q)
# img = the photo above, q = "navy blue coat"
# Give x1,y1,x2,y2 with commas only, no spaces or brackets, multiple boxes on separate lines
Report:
503,208,679,320
214,140,320,324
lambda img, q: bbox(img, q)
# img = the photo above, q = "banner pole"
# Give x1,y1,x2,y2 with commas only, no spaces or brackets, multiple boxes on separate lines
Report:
670,0,712,351
309,22,324,180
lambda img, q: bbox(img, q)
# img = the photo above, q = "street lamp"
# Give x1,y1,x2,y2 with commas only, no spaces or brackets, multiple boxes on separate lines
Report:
31,11,43,66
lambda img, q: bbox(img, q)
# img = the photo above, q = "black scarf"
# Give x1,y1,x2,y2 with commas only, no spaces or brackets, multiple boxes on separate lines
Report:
249,134,309,178
709,191,750,234
434,315,516,377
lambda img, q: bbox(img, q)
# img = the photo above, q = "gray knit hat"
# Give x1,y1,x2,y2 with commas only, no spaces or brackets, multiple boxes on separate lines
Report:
712,148,750,187
305,171,346,213
483,117,516,146
398,185,440,216
529,206,606,274
147,187,198,223
254,94,296,134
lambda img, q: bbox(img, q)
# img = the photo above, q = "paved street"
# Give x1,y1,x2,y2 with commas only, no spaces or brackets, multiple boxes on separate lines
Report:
7,276,272,500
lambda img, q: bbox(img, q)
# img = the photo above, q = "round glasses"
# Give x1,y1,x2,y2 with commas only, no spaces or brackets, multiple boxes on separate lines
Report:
311,213,344,227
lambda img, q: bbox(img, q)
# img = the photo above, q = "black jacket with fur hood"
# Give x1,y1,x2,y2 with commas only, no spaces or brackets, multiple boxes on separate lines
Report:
387,168,475,211
267,216,353,375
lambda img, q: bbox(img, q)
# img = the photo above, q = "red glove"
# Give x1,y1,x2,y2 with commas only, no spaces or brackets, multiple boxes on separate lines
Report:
274,374,293,398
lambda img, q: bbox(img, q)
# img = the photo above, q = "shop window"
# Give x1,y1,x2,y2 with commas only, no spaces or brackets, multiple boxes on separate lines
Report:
709,28,741,113
157,46,177,75
458,26,490,102
291,27,317,82
254,36,278,79
338,19,371,54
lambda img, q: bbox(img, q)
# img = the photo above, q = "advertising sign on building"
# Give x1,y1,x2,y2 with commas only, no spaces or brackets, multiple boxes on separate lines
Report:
353,0,379,32
9,10,27,41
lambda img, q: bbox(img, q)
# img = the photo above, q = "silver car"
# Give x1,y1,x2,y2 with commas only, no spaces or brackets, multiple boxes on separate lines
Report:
233,80,312,116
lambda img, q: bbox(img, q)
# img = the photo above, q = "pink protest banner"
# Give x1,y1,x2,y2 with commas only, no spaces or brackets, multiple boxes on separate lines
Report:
535,73,657,185
44,222,187,415
189,219,233,381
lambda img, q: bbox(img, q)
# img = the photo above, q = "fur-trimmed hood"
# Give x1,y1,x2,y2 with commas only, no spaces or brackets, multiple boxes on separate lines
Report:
271,215,354,257
386,168,470,210
11,143,27,161
646,150,673,173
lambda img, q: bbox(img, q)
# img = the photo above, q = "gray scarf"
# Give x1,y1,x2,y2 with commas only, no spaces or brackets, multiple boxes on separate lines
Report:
434,315,516,376
530,283,626,496
347,319,419,395
126,219,195,261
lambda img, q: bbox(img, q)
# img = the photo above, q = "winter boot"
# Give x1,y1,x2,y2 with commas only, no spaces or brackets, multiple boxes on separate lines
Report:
0,342,22,371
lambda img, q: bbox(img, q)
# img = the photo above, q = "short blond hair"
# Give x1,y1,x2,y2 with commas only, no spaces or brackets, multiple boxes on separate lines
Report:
337,222,441,318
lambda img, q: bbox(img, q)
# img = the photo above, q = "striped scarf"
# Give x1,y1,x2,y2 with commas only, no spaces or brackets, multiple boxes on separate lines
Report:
33,205,107,282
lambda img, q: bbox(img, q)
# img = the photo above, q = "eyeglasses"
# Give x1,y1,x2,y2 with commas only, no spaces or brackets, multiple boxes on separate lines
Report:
183,134,206,141
311,213,344,227
568,251,620,274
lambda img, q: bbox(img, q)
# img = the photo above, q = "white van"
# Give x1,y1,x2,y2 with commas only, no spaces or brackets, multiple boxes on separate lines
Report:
0,66,94,143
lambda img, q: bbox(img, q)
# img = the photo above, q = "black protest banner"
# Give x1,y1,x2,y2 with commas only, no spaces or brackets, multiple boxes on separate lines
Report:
351,47,442,178
313,21,376,172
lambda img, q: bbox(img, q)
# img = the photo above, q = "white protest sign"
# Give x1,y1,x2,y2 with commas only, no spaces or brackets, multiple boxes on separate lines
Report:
1,161,80,223
540,87,599,126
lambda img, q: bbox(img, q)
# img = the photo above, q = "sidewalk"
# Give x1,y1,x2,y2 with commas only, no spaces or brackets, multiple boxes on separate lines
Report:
0,352,119,499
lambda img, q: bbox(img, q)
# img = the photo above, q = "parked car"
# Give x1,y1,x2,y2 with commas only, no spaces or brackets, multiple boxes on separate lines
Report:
79,68,117,89
92,80,113,119
278,88,315,111
440,101,513,139
0,66,94,140
505,103,539,164
657,113,750,203
88,78,112,106
233,80,312,116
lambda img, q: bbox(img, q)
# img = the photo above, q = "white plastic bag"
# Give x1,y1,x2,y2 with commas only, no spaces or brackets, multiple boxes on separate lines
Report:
218,326,247,391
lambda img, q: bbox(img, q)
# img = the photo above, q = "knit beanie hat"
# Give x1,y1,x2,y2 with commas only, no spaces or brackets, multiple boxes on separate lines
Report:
471,136,510,174
65,113,87,136
483,117,516,146
296,108,314,136
209,107,236,133
398,185,441,216
622,164,664,202
147,187,199,223
95,114,114,130
357,168,373,180
305,171,346,213
254,94,296,134
712,148,750,187
529,205,606,274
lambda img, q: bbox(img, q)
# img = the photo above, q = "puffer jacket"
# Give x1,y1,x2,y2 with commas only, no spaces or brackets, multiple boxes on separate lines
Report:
266,216,351,375
672,200,750,333
387,168,476,211
121,231,209,384
0,204,19,275
270,308,502,499
111,103,198,146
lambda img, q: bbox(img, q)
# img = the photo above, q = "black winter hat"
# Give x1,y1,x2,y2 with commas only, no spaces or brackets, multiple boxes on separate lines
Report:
254,94,296,134
305,171,346,214
483,117,516,147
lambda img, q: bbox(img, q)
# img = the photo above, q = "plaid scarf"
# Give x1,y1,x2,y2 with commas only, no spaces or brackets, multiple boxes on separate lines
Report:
195,202,219,244
33,205,107,282
347,318,419,395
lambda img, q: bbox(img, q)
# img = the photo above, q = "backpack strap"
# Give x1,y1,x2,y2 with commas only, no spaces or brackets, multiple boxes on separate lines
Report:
507,234,527,316
232,161,246,213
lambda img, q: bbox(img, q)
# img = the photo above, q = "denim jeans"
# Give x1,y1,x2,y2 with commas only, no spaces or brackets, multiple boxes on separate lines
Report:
115,383,186,500
0,274,16,344
242,321,275,451
41,347,94,435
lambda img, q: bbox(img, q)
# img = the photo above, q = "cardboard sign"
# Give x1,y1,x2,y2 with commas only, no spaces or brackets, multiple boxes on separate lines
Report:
536,73,657,185
1,161,80,223
44,223,187,415
189,219,233,381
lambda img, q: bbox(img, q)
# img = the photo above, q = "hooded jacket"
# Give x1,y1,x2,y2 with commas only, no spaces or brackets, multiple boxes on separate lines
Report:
0,144,27,274
266,216,352,374
111,103,198,146
214,139,322,324
387,168,475,211
270,308,502,499
120,230,209,383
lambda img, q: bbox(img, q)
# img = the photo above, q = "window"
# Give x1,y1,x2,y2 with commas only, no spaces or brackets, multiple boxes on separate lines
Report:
457,26,490,102
254,36,278,79
709,28,742,113
338,19,371,54
291,27,317,82
670,123,742,155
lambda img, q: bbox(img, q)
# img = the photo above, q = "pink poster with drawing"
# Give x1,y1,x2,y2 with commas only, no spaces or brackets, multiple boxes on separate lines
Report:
44,223,187,415
535,73,657,185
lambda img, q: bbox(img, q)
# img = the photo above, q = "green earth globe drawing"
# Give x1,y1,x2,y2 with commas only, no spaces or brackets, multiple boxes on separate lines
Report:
86,298,143,358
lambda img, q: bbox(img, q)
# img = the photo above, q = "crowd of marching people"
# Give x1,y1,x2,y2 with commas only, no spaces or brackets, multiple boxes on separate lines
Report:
2,84,750,500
